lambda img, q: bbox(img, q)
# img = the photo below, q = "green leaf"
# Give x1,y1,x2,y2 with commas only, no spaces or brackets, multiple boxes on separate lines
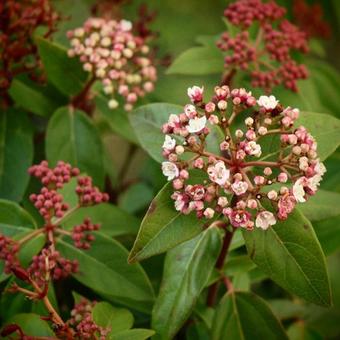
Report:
212,291,288,340
37,37,87,96
110,329,155,340
242,209,331,306
9,78,61,117
167,46,224,75
92,302,134,335
57,232,154,312
129,103,183,163
95,94,138,144
0,109,33,201
287,321,323,340
314,215,340,255
128,178,212,263
62,203,140,237
46,107,104,187
4,313,55,337
151,226,223,339
299,190,340,221
297,112,340,161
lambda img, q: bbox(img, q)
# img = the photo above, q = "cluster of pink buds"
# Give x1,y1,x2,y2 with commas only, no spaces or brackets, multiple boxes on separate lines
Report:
76,176,109,206
72,218,100,249
68,299,110,339
28,248,78,286
161,85,325,230
67,17,157,111
0,235,20,274
217,0,309,92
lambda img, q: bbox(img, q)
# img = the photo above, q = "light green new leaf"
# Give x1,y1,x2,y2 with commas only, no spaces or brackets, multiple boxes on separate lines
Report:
129,103,183,163
92,302,134,335
37,37,88,96
242,209,331,306
128,178,211,263
152,226,223,339
299,189,340,222
298,112,340,161
212,291,288,340
57,232,154,312
0,110,33,202
167,46,224,75
46,107,104,187
110,329,155,340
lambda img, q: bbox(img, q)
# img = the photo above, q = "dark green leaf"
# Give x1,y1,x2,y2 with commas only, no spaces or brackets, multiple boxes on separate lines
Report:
152,226,223,339
110,329,155,340
0,110,33,201
46,107,104,187
243,209,331,306
212,291,288,340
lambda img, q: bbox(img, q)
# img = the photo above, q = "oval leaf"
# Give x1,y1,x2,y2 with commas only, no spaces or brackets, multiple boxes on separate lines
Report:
46,107,104,187
242,209,331,306
0,110,33,201
129,103,183,162
212,291,288,340
151,226,223,339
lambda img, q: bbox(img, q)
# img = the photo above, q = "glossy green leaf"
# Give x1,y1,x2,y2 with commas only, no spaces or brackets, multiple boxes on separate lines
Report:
62,203,140,237
152,226,223,339
297,112,340,161
110,329,155,340
212,291,288,340
0,110,33,201
167,46,224,75
128,179,211,263
57,232,154,312
314,215,340,255
4,313,55,337
46,107,104,187
287,321,323,340
242,209,331,306
37,37,87,96
299,190,340,221
129,103,182,163
92,302,134,334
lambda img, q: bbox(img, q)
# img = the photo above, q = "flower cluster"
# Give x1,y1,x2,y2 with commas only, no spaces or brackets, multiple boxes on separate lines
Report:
0,235,20,274
67,17,157,111
72,218,100,249
217,0,309,92
161,85,325,230
68,299,110,339
0,0,59,107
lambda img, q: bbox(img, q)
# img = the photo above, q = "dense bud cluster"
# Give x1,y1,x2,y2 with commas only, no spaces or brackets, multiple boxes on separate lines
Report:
28,248,78,286
0,0,59,106
161,85,325,230
72,218,100,249
67,17,157,111
0,235,20,274
76,176,110,206
217,0,309,92
68,299,110,339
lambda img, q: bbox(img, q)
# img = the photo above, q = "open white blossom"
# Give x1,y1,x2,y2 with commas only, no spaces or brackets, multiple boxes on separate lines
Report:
207,161,230,186
231,181,249,196
162,135,176,150
246,141,262,157
162,162,179,181
255,211,276,230
257,95,278,110
187,116,207,133
293,177,306,202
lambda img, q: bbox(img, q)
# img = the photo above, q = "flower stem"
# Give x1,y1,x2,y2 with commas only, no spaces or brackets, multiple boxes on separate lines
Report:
18,228,44,246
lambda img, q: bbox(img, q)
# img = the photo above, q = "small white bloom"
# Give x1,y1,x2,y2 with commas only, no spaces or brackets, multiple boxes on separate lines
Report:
162,162,179,181
168,114,180,125
256,211,276,230
299,156,309,171
231,181,248,196
184,104,197,117
267,190,278,200
258,126,267,135
257,95,278,110
187,116,207,133
307,175,322,192
204,208,215,219
108,99,119,109
314,160,326,176
162,135,176,150
293,178,306,202
187,86,204,102
246,141,262,157
120,20,132,31
207,161,230,186
218,196,228,207
245,117,254,126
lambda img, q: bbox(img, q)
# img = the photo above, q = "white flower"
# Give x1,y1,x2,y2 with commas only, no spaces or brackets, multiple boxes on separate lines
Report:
246,141,262,157
257,95,278,110
162,162,179,181
187,86,204,102
168,114,180,126
293,177,306,202
120,20,132,31
256,211,276,230
184,104,197,117
307,175,322,192
314,160,326,176
299,156,309,171
162,135,176,150
207,161,230,186
187,116,207,133
231,181,248,196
